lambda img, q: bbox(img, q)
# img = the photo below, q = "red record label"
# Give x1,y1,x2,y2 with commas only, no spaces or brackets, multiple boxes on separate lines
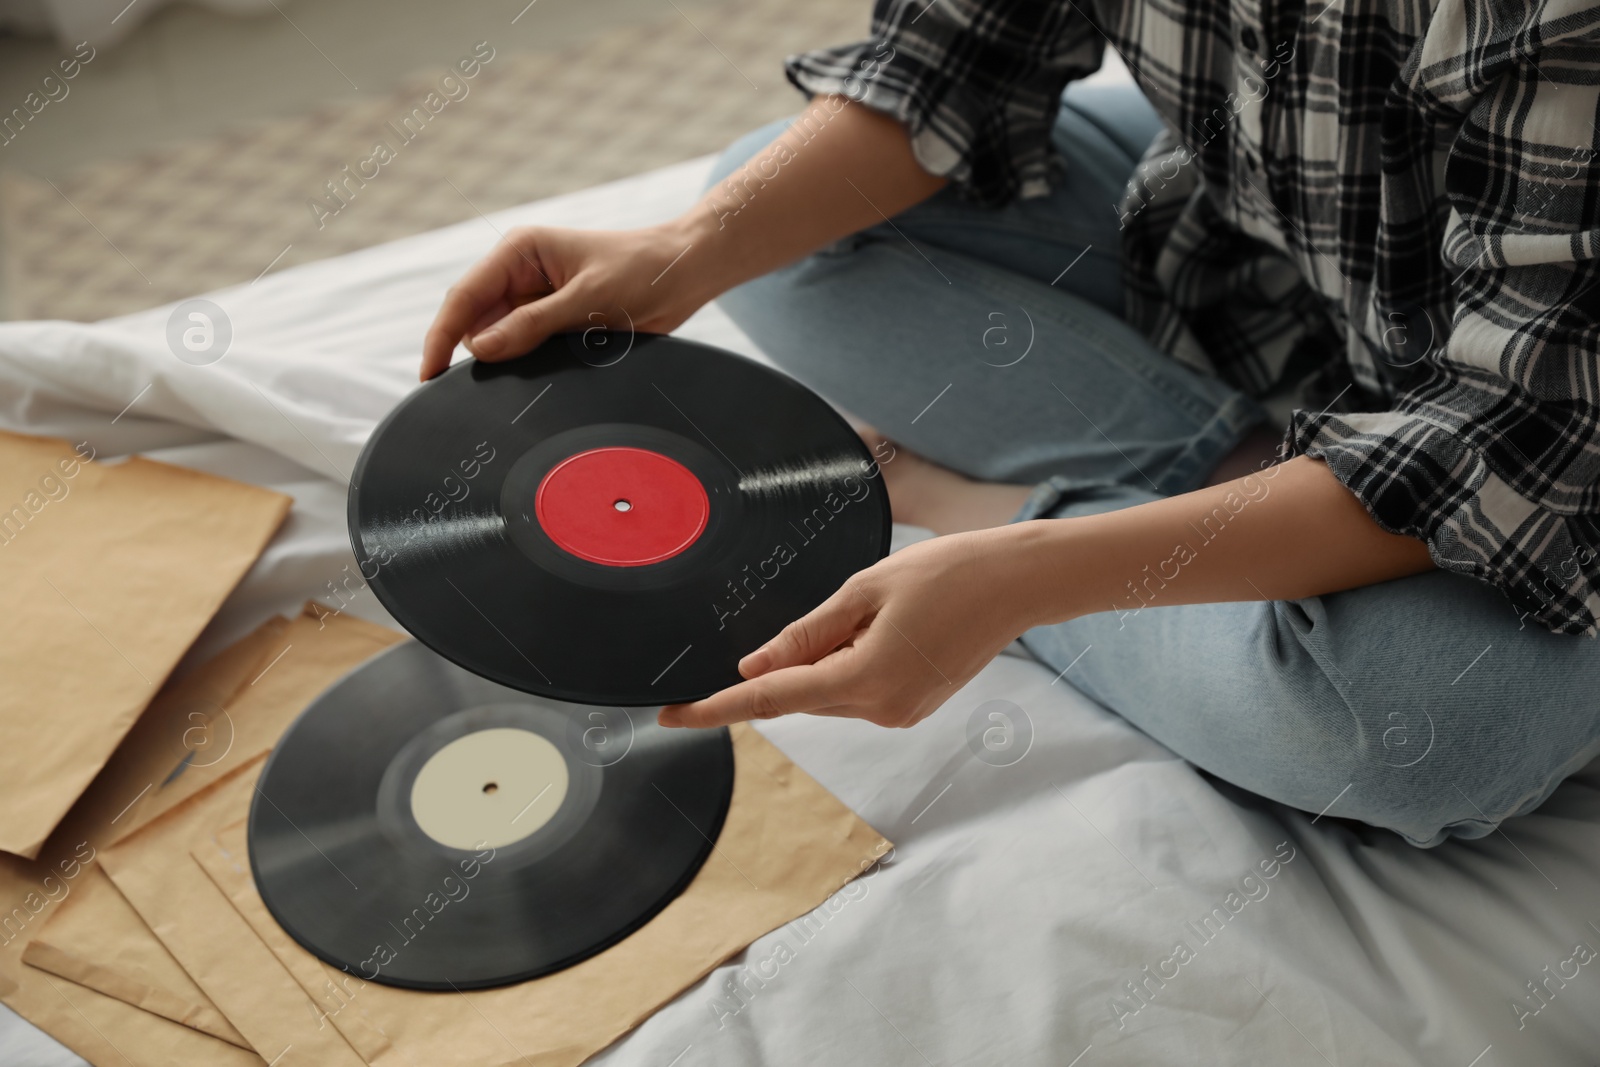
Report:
533,447,710,566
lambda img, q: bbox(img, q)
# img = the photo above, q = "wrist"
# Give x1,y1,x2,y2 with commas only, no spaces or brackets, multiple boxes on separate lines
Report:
981,519,1087,633
655,203,743,311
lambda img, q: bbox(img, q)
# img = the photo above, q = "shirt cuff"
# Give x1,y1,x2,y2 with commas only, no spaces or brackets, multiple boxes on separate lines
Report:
1287,401,1600,636
785,42,1061,207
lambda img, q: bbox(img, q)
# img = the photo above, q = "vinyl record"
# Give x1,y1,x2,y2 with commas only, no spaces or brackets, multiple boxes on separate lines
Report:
248,640,734,991
349,332,891,706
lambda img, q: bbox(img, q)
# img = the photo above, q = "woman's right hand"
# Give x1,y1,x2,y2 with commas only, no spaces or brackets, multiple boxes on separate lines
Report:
420,95,949,381
419,219,713,380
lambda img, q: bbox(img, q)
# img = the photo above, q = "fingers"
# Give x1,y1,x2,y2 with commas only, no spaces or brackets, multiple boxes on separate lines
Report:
419,234,552,380
658,662,849,729
660,578,878,729
467,299,514,337
422,285,483,380
738,584,870,678
461,281,589,364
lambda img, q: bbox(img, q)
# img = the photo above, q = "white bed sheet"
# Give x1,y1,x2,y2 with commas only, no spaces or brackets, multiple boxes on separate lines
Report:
3,157,1599,1067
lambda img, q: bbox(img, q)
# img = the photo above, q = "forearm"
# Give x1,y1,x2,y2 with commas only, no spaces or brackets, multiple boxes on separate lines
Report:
999,456,1436,628
664,96,947,306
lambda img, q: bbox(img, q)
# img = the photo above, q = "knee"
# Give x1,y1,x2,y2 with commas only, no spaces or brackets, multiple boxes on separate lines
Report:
1317,704,1470,848
1267,572,1600,845
1295,673,1571,848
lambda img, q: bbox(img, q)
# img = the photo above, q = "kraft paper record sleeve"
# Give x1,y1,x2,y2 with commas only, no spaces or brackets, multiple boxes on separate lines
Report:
22,864,249,1047
0,429,290,859
191,722,889,1067
0,614,297,1066
107,761,374,1067
104,664,889,1067
93,607,407,1065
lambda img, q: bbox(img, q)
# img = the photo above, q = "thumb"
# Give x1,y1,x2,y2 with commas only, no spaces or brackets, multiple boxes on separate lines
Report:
740,584,869,677
464,282,594,361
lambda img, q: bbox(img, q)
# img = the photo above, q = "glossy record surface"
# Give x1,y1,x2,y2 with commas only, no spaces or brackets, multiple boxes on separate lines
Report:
247,640,734,990
348,332,891,705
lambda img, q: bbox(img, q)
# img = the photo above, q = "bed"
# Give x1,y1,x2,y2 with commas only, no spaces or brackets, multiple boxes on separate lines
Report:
2,155,1597,1067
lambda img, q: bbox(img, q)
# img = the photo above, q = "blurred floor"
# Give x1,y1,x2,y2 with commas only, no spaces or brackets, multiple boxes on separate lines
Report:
0,0,1127,323
0,0,865,320
0,0,703,179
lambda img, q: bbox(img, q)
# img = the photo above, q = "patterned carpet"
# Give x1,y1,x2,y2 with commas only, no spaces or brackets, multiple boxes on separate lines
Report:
0,0,866,322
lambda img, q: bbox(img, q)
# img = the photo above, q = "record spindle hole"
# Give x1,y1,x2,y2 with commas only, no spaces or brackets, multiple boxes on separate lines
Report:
409,728,569,848
350,336,892,706
532,447,707,566
250,640,740,989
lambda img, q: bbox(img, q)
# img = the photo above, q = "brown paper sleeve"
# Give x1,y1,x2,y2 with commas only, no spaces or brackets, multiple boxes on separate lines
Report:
0,429,291,858
22,865,249,1047
193,724,891,1067
89,608,406,1063
0,614,301,1065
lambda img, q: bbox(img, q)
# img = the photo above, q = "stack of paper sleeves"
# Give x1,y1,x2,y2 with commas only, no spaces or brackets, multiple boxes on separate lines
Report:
0,429,891,1067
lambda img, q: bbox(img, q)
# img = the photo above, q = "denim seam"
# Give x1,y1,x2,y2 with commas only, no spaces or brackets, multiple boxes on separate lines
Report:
1407,815,1498,848
1012,477,1072,523
1493,732,1600,825
877,209,1119,254
1150,392,1272,495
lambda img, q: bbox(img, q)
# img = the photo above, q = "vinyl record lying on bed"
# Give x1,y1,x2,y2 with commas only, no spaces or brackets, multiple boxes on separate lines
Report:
248,640,734,990
350,332,891,706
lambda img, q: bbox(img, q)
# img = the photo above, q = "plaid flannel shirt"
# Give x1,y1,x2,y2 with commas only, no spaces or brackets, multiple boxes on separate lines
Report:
787,0,1600,635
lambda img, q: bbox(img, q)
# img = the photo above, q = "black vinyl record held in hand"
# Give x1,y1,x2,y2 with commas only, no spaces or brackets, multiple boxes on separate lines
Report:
248,640,735,990
348,332,892,706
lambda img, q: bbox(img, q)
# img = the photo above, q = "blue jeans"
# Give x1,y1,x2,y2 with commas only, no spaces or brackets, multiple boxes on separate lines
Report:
708,84,1600,847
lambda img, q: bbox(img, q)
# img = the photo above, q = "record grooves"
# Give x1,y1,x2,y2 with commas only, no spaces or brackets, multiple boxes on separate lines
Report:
348,332,892,706
255,333,887,990
248,641,735,990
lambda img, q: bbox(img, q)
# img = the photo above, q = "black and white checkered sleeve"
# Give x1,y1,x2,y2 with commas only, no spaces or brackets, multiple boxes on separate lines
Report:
1288,19,1600,635
784,0,1105,205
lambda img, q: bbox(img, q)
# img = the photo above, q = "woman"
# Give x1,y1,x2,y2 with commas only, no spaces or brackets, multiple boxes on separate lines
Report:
422,0,1600,846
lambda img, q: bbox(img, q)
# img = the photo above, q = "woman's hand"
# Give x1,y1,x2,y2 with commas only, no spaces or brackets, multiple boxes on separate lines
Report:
419,220,714,380
659,527,1051,729
657,456,1437,732
420,96,950,381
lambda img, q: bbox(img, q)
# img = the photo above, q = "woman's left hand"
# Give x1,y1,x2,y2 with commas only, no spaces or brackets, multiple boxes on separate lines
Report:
658,527,1049,729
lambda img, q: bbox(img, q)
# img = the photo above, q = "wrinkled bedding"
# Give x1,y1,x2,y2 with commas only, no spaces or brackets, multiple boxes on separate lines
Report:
2,156,1597,1067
